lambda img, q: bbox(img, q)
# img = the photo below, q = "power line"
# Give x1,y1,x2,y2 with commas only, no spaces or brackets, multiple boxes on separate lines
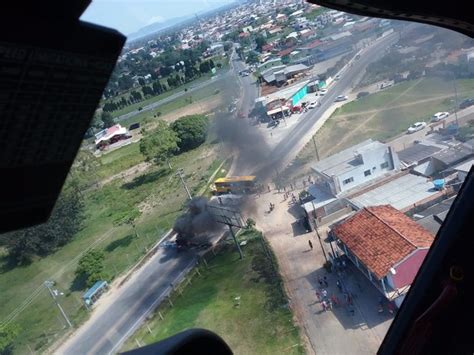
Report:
44,280,72,328
2,229,115,325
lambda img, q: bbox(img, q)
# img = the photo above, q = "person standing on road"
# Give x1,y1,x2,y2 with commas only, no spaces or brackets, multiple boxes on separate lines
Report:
322,300,328,311
315,290,321,302
308,240,313,250
323,276,329,287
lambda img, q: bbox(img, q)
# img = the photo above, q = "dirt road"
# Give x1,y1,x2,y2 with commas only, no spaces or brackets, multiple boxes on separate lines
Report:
253,183,392,355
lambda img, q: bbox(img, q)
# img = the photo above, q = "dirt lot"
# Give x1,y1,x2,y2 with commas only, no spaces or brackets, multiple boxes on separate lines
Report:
158,95,222,123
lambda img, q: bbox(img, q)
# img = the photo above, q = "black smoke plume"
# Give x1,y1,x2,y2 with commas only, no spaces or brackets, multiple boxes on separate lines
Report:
211,112,271,173
173,197,220,244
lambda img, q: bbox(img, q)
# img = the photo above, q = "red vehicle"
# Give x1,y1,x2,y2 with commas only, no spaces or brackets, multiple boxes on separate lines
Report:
291,105,303,113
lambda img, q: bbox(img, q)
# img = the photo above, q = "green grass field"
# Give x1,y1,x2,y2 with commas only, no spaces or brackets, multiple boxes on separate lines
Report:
117,79,225,128
122,231,304,355
298,77,474,161
0,138,225,353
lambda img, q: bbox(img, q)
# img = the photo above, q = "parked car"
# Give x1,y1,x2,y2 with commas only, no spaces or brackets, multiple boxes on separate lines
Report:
407,121,427,133
431,112,449,122
459,98,474,109
291,105,303,113
379,81,393,90
334,74,341,80
319,88,328,96
307,101,319,109
335,95,348,102
129,123,140,131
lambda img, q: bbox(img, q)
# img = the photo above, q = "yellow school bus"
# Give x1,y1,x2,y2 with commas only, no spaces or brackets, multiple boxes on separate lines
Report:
213,176,257,194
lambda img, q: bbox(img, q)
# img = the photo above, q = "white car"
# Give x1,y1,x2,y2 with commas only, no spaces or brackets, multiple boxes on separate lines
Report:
307,101,318,109
334,74,341,80
431,112,449,122
319,88,328,96
335,95,348,102
407,122,427,134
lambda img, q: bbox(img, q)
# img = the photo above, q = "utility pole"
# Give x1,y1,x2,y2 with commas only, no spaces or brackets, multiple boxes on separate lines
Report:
176,168,192,200
315,228,328,263
452,72,460,127
44,281,72,328
275,167,281,191
312,136,320,161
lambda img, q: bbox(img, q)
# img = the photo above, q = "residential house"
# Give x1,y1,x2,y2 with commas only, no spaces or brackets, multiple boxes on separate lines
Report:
268,26,283,36
330,205,434,307
397,143,442,168
414,196,456,235
451,158,473,182
257,58,283,73
311,139,400,197
276,13,287,23
209,42,225,55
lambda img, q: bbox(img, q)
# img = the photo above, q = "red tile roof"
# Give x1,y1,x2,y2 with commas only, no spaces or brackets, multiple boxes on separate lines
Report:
262,44,274,52
277,47,295,57
332,205,433,279
302,39,322,49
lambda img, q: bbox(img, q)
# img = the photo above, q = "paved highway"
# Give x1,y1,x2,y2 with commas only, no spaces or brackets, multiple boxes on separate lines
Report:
231,57,259,117
268,31,400,172
115,71,231,123
57,31,400,355
58,247,197,354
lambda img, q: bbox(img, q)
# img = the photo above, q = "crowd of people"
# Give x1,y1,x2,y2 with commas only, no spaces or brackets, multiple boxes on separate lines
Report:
315,274,357,315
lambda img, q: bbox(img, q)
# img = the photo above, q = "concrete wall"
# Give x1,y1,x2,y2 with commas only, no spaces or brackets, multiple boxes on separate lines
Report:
336,146,398,194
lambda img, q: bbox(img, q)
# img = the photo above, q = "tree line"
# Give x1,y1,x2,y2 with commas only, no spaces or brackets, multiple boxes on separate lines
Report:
102,59,217,114
139,114,209,166
0,151,102,265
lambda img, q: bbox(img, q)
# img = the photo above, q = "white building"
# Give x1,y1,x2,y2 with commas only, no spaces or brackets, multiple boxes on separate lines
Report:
311,139,400,196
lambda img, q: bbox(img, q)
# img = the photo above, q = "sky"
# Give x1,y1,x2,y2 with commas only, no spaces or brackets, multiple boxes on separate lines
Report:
81,0,236,35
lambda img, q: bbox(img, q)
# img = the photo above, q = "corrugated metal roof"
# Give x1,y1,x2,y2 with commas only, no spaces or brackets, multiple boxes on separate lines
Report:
350,174,438,211
397,144,442,164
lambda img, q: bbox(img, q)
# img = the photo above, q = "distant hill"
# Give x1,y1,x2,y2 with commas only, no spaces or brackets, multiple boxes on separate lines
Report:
128,15,192,41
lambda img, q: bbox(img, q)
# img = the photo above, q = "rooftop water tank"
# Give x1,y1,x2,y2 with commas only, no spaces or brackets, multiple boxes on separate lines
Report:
433,179,445,190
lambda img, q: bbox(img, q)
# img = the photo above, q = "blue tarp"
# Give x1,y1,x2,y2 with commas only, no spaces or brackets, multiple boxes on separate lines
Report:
83,280,108,300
